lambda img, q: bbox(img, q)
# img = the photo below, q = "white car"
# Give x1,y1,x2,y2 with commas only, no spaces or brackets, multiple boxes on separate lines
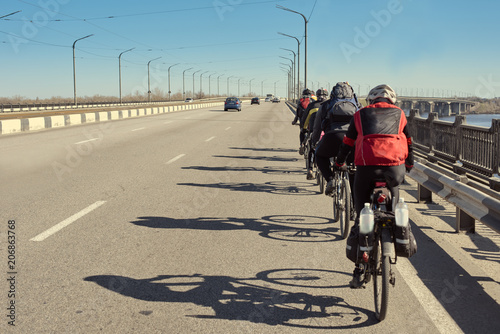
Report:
185,98,193,103
272,97,280,103
265,97,271,102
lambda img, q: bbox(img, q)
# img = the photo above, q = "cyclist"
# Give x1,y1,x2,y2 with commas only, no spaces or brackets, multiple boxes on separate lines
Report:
311,82,360,194
334,84,414,288
301,88,329,179
292,89,313,155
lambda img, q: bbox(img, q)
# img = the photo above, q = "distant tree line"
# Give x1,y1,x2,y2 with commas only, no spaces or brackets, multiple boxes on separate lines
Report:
0,90,258,105
470,97,500,114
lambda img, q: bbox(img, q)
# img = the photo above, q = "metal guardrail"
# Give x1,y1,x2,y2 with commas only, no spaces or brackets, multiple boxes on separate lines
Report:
407,109,500,191
409,160,500,234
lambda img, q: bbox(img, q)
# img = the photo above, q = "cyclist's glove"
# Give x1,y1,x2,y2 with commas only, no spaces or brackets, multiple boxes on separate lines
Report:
405,164,413,173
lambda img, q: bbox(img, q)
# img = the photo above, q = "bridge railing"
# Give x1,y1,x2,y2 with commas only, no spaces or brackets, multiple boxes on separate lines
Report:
407,109,500,190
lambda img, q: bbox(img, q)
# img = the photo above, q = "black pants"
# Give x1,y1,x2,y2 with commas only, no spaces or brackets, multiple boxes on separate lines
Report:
315,131,353,181
353,164,406,223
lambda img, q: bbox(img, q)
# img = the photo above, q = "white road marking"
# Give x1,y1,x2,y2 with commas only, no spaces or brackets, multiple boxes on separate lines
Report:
397,258,464,334
75,138,99,145
205,136,215,142
225,127,231,130
166,154,186,164
132,127,145,131
30,201,106,242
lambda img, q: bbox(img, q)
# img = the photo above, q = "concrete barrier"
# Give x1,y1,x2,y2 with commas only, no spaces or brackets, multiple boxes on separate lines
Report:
0,101,225,135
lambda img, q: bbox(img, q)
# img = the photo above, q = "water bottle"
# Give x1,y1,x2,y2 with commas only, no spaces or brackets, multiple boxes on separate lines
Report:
395,198,409,227
359,203,374,234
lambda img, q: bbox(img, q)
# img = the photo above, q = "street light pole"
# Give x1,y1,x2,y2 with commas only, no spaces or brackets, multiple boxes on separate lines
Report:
227,76,233,96
208,73,215,97
261,80,265,97
73,34,94,105
238,78,241,97
277,5,308,92
147,57,161,103
168,63,180,101
182,67,193,101
118,47,134,104
274,81,279,97
200,71,209,97
281,48,296,100
192,70,201,99
278,32,300,99
249,78,255,96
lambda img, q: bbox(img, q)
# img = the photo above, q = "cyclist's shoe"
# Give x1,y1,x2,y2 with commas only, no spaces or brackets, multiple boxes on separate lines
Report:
299,145,305,155
306,170,314,180
325,180,334,196
349,267,366,289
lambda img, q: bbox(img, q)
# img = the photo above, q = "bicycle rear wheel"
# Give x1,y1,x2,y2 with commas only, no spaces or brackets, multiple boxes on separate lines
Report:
317,170,325,193
373,230,391,321
339,177,351,239
332,177,339,222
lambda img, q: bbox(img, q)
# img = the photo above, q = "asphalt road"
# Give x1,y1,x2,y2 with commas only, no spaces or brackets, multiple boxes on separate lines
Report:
1,101,499,333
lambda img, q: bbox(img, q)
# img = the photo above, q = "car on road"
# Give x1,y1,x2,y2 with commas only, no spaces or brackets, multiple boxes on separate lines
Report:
251,97,260,105
224,97,241,111
272,97,280,103
265,97,271,102
185,98,193,103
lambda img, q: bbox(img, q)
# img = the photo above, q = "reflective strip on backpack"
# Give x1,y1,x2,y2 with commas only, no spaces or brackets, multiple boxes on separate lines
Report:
359,246,373,251
395,238,409,244
346,244,352,250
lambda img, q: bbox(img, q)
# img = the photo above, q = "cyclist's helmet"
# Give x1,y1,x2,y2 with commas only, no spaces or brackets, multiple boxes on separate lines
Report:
366,84,397,104
316,88,328,97
302,88,312,96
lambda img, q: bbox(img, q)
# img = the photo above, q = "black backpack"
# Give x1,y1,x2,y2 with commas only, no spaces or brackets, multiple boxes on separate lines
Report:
322,82,359,131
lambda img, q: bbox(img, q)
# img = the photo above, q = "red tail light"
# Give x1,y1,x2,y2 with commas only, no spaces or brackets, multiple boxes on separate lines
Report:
377,194,387,203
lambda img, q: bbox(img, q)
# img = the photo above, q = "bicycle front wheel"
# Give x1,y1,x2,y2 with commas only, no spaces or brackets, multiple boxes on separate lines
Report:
339,177,351,239
373,230,390,321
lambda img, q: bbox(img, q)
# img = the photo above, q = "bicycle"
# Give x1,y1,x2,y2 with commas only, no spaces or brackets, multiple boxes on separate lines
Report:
330,160,354,239
358,179,398,321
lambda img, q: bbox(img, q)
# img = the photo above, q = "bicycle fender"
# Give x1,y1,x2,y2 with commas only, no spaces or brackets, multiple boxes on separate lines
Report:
381,229,394,258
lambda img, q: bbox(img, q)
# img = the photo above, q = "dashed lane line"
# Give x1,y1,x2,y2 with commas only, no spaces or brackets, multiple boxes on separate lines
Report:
205,136,216,142
30,201,107,242
132,127,146,132
75,138,100,145
166,154,186,164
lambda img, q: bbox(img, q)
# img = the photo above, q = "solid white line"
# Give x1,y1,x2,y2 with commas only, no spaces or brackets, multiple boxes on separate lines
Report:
205,136,215,142
166,154,186,164
30,201,106,242
75,138,99,145
132,127,145,131
397,259,464,334
225,127,231,130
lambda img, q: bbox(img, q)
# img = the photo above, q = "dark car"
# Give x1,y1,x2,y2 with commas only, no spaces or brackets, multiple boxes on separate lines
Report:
224,97,241,111
251,97,260,105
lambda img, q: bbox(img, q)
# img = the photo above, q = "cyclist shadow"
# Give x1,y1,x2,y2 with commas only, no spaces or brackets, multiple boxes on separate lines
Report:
131,215,343,243
177,181,318,196
84,269,373,329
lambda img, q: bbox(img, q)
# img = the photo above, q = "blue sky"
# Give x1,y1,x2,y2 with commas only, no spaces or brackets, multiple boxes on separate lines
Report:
1,0,499,100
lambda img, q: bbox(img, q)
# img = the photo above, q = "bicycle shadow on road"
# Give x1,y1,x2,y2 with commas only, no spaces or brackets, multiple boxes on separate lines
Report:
84,269,374,329
181,165,305,176
131,215,342,243
177,181,318,196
